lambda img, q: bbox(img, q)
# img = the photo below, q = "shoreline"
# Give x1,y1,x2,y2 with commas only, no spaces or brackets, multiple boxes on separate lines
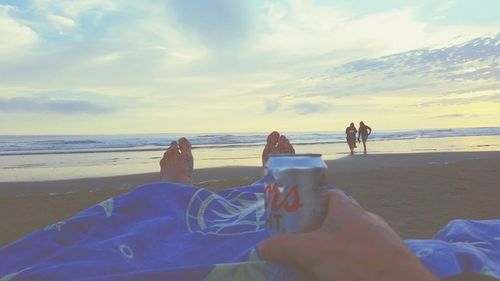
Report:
1,151,498,189
0,151,499,247
1,135,499,182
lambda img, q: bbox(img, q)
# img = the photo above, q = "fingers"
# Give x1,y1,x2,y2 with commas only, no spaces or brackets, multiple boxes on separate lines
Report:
258,233,317,267
325,189,362,215
319,189,366,231
366,212,402,239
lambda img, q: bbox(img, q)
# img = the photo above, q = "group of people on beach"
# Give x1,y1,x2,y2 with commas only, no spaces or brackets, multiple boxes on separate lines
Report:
160,122,372,180
158,132,493,281
346,121,372,155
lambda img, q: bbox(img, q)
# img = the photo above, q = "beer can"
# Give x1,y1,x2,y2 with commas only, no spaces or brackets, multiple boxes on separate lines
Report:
263,154,329,280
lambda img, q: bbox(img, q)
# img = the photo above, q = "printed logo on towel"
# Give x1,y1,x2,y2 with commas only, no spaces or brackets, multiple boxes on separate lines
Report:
0,267,32,281
98,198,114,218
119,244,134,259
186,189,265,236
415,248,434,258
480,266,495,276
44,221,66,232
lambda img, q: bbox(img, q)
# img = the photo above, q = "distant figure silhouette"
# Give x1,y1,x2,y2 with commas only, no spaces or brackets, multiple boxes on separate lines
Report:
358,121,372,154
345,123,357,155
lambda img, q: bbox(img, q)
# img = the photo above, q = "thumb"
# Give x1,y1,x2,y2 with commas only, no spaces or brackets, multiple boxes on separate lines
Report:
258,233,316,267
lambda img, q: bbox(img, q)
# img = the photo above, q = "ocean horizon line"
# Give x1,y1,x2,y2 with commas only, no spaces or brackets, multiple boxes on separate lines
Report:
1,126,499,137
0,138,420,156
0,127,499,156
1,137,499,157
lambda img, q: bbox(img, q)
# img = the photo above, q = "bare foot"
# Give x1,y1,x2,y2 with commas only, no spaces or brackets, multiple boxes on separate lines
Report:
277,135,295,154
178,137,194,183
262,131,279,166
159,140,192,184
262,131,295,167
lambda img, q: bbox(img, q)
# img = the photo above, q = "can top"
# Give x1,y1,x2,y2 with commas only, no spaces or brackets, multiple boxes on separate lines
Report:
268,153,322,157
266,153,326,168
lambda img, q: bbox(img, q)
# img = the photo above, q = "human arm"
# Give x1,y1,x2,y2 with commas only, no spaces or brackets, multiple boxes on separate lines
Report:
367,125,372,136
258,189,438,281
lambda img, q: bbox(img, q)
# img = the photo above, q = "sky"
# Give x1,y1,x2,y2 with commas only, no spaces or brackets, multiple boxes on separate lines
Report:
0,0,499,134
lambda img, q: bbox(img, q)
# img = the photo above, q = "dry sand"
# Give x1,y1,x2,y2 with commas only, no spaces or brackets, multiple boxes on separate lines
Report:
0,151,499,247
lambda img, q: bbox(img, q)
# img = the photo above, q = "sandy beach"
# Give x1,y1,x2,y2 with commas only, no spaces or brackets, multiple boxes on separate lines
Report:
0,151,499,247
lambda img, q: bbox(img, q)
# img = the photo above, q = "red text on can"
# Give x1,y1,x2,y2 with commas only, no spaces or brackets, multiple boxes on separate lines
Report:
264,183,304,232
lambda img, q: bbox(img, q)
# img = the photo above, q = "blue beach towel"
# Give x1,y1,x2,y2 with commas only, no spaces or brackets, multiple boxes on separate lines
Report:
0,182,499,280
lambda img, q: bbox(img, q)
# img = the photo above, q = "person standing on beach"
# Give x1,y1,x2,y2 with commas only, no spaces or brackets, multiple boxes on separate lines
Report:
345,123,357,155
358,121,372,154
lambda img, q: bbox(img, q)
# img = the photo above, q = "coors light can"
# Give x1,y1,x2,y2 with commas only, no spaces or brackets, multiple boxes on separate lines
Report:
264,154,329,281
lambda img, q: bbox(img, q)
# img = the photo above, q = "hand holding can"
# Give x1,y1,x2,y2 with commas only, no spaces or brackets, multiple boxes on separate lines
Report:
259,189,439,281
263,154,329,281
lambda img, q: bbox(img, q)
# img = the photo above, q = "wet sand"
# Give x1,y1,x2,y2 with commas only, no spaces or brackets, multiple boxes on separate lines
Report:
0,151,499,247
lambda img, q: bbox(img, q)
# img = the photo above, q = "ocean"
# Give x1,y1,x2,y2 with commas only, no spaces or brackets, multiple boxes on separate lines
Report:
1,127,499,182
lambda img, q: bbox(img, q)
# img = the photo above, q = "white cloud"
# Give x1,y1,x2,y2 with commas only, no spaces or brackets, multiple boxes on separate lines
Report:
76,2,208,69
114,9,208,63
0,5,38,56
47,14,76,30
1,0,499,133
254,0,498,62
286,34,500,101
33,0,118,21
434,0,455,20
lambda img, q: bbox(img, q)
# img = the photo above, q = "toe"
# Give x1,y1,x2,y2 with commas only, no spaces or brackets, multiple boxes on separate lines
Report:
267,131,280,146
277,135,295,154
178,137,194,184
263,131,281,166
161,141,180,181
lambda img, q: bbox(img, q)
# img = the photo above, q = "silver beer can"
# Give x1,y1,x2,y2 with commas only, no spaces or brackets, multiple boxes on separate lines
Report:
263,154,329,280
